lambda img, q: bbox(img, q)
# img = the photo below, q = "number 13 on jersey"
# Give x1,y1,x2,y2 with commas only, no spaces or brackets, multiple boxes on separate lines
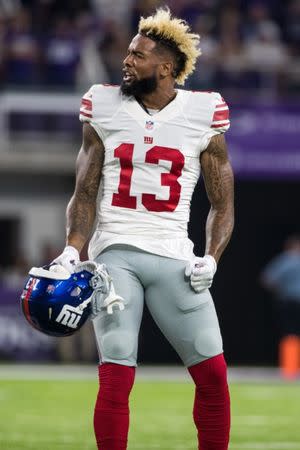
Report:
112,143,185,212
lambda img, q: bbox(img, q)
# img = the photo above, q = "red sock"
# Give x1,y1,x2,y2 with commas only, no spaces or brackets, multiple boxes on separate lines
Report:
94,363,135,450
188,354,230,450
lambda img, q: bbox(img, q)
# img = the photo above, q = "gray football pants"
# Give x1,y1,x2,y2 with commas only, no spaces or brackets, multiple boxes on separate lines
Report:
93,245,223,367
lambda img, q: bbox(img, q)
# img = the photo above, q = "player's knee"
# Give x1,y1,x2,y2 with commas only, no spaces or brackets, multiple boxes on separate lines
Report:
206,354,228,385
189,353,228,390
193,327,223,361
98,363,135,399
101,331,137,363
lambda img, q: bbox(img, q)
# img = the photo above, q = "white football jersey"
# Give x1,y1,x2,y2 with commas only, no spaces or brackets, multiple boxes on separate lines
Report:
79,84,230,261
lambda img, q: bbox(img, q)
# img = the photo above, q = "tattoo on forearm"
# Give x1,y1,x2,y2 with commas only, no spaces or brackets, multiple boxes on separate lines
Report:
66,125,104,246
201,134,234,262
205,202,234,262
67,193,96,242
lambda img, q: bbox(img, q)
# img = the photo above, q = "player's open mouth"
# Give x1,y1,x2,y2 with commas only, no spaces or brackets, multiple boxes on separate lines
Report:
123,71,135,83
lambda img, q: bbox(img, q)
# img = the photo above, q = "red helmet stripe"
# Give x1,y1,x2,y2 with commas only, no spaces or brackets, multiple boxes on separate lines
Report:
22,279,36,326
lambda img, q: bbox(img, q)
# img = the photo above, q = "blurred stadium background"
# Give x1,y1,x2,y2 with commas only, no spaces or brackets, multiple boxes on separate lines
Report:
0,1,299,448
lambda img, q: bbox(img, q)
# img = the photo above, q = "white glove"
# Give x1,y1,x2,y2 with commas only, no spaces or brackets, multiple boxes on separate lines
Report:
76,261,125,317
52,246,80,274
185,255,217,293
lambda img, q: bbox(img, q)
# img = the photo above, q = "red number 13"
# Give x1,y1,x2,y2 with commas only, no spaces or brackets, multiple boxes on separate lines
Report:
112,143,185,212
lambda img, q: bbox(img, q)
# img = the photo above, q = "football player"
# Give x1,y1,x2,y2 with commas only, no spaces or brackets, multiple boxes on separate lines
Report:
53,7,234,450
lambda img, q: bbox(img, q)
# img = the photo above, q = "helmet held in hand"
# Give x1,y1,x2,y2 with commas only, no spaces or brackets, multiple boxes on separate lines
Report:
20,264,93,337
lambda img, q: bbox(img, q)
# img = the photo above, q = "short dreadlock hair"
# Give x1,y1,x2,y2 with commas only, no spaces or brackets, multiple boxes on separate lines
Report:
138,7,201,85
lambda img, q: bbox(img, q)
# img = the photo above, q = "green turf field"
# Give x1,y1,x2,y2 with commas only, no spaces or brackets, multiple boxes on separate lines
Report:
0,379,299,450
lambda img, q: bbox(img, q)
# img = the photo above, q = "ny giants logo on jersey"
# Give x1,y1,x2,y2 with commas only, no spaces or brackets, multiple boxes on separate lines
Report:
144,136,153,144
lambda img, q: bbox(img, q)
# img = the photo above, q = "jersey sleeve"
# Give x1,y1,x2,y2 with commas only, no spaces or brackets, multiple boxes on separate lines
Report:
199,92,230,152
79,84,121,142
79,87,93,122
79,86,107,140
210,92,230,134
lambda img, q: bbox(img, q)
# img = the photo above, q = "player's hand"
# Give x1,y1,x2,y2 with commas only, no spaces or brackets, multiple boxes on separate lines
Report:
185,255,217,293
52,246,80,274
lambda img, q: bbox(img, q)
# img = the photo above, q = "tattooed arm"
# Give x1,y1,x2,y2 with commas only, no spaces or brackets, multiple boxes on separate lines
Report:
200,133,234,263
66,122,104,252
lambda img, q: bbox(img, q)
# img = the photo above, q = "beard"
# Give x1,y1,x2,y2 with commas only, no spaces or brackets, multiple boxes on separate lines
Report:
121,74,158,97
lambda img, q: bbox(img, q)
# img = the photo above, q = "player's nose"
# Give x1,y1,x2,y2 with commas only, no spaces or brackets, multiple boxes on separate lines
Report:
123,53,133,66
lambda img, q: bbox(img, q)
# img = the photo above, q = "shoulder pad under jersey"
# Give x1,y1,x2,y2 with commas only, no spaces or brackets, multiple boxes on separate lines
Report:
79,84,122,139
183,90,230,134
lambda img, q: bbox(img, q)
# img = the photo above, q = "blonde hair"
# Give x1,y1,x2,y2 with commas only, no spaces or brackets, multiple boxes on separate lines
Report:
138,7,201,85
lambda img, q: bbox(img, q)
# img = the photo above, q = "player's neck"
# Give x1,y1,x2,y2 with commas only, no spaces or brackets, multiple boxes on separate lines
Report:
136,85,177,111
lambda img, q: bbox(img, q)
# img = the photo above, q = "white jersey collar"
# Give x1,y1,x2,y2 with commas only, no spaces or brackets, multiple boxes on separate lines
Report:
122,89,184,127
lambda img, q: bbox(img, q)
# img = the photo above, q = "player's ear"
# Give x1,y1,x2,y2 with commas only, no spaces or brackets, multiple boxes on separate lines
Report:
159,61,174,79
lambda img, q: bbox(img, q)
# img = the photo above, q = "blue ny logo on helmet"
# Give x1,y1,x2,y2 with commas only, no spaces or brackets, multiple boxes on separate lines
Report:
20,265,94,337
